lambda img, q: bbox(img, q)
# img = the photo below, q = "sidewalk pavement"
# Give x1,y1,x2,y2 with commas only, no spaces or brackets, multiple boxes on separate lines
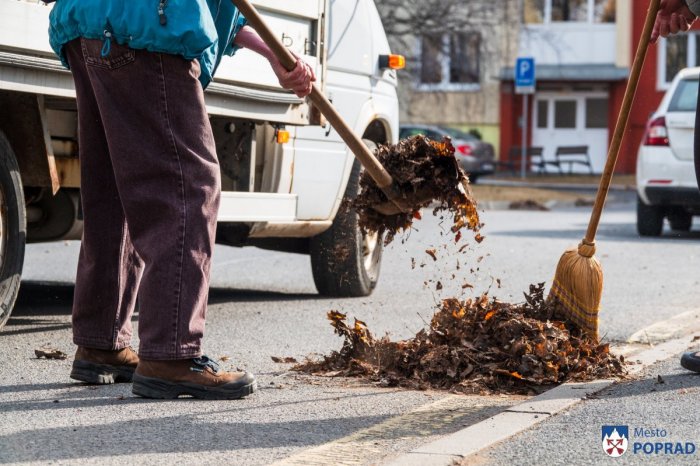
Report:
478,174,636,192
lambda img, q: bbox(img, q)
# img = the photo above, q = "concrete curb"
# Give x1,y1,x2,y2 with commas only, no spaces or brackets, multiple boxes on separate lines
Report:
385,333,699,466
478,179,635,192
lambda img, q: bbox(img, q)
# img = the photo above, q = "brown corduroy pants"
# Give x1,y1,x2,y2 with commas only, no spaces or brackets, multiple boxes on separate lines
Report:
65,38,220,360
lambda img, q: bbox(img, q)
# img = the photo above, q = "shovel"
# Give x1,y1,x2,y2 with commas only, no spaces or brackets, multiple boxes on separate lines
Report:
231,0,425,216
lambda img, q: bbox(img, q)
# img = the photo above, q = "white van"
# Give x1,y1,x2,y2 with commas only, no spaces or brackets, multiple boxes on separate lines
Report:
0,0,401,329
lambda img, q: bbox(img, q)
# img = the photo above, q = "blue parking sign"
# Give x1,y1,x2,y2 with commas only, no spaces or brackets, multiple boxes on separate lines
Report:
515,57,535,94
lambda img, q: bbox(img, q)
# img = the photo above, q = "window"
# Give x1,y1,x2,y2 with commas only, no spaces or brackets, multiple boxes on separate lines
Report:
585,98,608,128
668,79,699,112
593,0,615,23
554,100,577,129
658,32,699,89
450,33,480,84
537,100,549,128
551,0,588,22
418,32,481,91
524,0,616,24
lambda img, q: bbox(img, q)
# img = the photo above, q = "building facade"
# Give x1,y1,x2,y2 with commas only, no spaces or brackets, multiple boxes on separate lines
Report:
499,0,696,175
375,1,520,151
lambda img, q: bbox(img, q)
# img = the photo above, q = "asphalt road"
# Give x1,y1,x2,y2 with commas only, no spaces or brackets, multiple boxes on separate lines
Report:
2,197,700,464
478,349,700,465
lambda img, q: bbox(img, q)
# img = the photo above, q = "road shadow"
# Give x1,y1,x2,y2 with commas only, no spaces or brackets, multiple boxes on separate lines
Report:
597,370,700,399
4,282,320,335
491,222,700,243
207,287,319,304
0,383,507,464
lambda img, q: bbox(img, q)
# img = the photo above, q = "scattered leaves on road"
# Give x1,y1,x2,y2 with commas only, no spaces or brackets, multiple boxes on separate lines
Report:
34,347,67,360
271,356,298,364
509,200,550,211
294,284,626,395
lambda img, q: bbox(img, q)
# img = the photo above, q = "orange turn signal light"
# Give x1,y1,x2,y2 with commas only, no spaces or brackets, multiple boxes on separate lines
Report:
276,129,290,144
379,54,406,70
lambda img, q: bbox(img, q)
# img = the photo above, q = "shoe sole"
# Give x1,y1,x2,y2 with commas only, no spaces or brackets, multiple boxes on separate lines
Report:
132,373,257,400
70,360,136,384
680,353,700,373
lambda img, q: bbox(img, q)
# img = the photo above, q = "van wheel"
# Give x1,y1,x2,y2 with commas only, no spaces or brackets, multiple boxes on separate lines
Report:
310,145,383,297
636,196,664,237
0,132,26,330
667,209,692,232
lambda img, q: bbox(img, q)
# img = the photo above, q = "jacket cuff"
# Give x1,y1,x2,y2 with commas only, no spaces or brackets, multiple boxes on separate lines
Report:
688,0,700,17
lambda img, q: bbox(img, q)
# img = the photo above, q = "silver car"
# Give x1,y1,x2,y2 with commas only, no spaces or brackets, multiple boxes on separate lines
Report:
399,124,495,182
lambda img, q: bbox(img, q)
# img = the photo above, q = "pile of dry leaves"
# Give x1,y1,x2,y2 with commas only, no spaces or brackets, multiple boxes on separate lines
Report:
294,284,625,394
352,135,481,244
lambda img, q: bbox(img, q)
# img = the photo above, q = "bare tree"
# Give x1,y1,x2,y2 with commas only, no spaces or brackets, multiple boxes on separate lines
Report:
374,0,519,125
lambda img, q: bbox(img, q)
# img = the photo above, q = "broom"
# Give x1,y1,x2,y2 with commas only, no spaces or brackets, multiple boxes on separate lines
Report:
547,0,661,341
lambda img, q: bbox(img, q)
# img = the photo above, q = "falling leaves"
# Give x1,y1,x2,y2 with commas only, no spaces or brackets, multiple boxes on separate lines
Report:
352,135,482,244
295,284,626,394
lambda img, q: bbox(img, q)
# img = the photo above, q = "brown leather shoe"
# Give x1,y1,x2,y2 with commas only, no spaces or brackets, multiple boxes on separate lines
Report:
132,356,256,400
70,347,139,384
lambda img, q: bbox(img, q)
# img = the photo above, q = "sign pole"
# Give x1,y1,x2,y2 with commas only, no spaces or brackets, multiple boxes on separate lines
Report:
515,57,535,179
521,94,528,179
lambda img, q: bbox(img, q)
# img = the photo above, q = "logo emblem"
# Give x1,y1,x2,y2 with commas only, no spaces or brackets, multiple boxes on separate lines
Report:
602,426,629,457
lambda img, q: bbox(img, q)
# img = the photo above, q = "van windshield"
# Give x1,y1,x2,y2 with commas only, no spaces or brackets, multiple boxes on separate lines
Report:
669,79,698,112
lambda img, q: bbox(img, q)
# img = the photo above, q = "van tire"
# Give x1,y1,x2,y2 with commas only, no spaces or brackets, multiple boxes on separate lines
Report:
0,132,26,330
310,145,383,297
667,208,692,232
636,196,664,237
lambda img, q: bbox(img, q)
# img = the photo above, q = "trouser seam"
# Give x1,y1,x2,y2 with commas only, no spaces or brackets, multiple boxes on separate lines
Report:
157,53,187,357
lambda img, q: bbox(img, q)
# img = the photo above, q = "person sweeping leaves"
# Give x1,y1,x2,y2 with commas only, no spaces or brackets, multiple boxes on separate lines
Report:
44,0,315,399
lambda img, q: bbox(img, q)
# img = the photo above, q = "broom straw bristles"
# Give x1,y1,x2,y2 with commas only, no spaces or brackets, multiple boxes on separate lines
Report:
547,240,602,341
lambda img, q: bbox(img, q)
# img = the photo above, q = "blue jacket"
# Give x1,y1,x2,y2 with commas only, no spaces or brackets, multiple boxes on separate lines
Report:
47,0,247,88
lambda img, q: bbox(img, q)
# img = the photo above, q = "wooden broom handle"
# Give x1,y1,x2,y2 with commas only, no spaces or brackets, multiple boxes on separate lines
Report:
584,0,661,243
231,0,394,189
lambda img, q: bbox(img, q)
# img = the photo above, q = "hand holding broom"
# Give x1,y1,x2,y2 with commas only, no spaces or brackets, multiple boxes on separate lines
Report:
547,0,661,341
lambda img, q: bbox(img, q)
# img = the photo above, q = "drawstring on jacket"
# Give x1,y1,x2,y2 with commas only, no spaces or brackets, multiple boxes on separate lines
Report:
158,0,169,26
101,30,112,57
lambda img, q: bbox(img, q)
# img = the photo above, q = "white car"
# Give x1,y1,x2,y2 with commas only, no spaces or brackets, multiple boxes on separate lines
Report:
636,67,700,236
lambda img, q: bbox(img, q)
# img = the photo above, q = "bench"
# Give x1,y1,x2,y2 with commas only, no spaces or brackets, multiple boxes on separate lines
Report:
496,146,547,174
552,145,594,174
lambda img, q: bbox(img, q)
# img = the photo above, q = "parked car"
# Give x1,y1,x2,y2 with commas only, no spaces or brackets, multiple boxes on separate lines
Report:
636,67,700,236
399,124,495,182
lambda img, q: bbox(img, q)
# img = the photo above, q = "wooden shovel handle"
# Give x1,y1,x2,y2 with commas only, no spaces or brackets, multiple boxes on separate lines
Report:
231,0,394,189
584,0,660,243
